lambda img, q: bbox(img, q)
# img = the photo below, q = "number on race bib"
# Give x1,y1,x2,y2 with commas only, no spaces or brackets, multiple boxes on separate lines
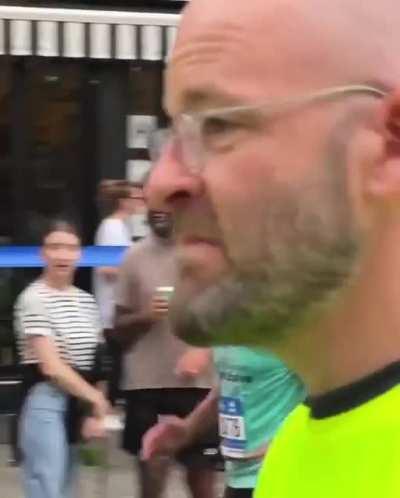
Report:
220,415,245,439
219,396,247,458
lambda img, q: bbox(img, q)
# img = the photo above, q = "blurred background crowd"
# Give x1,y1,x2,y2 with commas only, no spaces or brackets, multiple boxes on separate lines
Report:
0,1,191,496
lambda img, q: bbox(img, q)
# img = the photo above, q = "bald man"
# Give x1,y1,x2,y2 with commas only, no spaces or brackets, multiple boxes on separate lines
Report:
146,1,400,496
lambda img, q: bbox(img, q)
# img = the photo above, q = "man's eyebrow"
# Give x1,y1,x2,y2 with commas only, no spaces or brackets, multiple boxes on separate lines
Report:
169,87,246,115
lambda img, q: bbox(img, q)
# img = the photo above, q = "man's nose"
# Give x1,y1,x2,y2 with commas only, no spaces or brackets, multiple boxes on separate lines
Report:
146,144,203,212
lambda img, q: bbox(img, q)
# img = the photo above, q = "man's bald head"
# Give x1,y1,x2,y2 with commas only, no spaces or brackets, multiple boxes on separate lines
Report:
147,0,400,350
170,0,400,107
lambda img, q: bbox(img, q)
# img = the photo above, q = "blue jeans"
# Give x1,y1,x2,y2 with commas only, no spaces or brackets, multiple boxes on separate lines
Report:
19,382,78,498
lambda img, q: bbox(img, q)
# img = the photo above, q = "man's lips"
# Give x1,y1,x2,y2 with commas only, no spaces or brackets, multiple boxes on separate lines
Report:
178,236,228,266
176,236,230,281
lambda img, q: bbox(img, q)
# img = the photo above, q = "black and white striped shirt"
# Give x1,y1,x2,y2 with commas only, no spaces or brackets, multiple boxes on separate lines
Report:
14,280,101,371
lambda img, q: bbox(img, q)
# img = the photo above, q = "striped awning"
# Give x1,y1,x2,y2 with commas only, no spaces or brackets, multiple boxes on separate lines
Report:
0,6,180,61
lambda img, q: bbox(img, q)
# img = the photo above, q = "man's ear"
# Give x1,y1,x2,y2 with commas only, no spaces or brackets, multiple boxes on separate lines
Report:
382,90,400,156
359,90,400,208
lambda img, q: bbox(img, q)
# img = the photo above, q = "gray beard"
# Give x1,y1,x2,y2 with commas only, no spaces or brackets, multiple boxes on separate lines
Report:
170,235,359,348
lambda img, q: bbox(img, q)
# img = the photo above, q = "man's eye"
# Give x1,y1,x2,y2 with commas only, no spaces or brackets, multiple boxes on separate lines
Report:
201,117,243,152
203,117,238,137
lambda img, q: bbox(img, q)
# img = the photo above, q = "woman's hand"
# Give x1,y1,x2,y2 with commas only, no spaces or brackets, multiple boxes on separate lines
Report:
81,416,107,440
91,390,111,419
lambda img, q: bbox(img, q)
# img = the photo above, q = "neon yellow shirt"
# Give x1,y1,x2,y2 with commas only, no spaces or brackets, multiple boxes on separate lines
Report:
255,369,400,498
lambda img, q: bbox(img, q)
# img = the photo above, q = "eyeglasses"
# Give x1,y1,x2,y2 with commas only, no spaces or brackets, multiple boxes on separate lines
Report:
149,84,387,175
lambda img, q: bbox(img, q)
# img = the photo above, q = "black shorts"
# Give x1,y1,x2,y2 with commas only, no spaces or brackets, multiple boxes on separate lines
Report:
224,488,253,498
122,388,223,470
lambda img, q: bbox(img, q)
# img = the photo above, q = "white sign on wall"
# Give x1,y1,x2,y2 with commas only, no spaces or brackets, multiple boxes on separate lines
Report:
126,115,157,149
127,159,152,183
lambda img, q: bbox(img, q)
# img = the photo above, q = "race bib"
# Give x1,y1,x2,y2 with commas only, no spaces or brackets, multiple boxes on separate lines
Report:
219,396,247,458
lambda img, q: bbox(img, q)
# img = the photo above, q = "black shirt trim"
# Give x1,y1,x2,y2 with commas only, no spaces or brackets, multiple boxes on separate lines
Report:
305,361,400,419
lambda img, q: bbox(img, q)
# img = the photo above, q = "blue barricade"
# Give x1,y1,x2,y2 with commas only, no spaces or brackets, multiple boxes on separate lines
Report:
0,246,128,268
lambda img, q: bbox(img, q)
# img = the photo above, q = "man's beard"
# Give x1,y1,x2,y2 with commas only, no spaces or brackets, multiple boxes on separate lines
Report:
170,234,358,347
169,145,360,348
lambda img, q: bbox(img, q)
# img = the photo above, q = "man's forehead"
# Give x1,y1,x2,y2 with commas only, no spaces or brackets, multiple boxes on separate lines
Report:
164,0,396,117
165,15,255,114
181,0,273,30
166,86,248,115
165,1,329,115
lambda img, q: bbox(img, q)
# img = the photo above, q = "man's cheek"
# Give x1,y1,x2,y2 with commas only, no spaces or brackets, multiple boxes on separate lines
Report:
207,160,271,265
219,201,269,270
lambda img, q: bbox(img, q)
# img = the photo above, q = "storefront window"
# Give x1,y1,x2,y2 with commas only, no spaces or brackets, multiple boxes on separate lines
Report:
0,61,12,242
129,63,163,116
23,61,83,243
0,61,14,369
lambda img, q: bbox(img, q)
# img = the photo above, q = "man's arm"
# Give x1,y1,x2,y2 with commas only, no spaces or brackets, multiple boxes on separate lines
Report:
141,386,219,460
184,385,219,440
175,348,213,379
113,304,154,348
112,246,154,348
113,293,170,348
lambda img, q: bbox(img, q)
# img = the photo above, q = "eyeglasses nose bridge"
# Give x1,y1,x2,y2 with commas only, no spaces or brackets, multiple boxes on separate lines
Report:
173,115,207,175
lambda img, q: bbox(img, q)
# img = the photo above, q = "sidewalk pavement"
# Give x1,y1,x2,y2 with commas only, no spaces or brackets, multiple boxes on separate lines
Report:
0,442,225,498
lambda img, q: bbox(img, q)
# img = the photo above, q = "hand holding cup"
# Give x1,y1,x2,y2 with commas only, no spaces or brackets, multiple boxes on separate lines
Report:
150,286,174,321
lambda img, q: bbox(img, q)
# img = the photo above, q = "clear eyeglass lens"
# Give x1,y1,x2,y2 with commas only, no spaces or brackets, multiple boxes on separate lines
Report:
148,119,205,174
148,128,171,163
177,115,205,174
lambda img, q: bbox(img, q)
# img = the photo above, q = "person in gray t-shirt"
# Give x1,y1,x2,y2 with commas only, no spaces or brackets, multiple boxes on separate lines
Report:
114,210,220,498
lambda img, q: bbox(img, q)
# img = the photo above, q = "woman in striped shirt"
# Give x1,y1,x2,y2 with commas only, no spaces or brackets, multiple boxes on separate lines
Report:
14,219,110,498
